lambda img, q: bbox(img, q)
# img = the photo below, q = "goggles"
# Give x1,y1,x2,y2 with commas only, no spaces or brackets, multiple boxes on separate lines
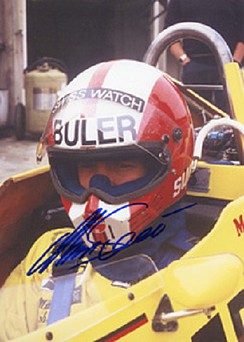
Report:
48,144,171,204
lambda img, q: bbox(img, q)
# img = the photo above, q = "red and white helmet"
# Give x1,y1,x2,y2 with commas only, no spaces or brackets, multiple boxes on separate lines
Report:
38,59,194,248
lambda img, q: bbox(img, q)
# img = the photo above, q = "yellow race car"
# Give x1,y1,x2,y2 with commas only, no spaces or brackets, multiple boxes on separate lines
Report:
0,23,243,341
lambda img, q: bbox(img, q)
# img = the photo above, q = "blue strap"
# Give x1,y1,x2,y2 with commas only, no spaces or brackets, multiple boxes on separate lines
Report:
47,273,76,325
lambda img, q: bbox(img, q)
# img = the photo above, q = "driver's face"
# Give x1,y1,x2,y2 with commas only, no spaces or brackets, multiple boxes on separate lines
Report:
78,158,147,188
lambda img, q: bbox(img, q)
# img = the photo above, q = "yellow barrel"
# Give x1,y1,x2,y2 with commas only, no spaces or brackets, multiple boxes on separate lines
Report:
25,66,67,133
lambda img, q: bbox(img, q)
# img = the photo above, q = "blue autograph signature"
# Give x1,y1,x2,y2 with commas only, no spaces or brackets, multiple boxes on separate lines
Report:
27,202,196,276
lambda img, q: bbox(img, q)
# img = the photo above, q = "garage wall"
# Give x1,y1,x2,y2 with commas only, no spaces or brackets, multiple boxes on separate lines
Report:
0,0,165,127
27,0,152,80
0,0,25,126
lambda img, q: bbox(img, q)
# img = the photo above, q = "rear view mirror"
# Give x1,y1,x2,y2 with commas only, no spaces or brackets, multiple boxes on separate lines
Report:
164,253,243,309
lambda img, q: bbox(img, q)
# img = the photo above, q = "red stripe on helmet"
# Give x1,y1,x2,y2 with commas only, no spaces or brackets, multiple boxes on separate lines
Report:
84,195,108,243
88,60,115,88
79,60,115,119
137,74,179,142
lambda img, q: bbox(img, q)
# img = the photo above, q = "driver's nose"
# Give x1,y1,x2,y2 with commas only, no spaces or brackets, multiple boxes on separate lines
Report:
92,162,115,184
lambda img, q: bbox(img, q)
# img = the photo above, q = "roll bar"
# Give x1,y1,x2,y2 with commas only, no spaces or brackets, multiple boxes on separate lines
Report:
143,22,234,116
143,22,244,163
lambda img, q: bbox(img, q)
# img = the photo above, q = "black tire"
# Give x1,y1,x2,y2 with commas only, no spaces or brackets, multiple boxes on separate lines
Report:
14,103,26,140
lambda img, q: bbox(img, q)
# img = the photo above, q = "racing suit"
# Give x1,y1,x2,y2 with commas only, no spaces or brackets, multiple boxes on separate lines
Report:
0,202,195,341
0,228,124,340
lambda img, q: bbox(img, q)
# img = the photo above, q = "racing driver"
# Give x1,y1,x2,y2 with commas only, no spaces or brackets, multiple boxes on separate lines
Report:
0,59,197,339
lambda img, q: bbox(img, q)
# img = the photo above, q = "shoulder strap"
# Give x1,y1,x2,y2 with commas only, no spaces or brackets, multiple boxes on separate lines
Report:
47,273,77,325
47,259,79,325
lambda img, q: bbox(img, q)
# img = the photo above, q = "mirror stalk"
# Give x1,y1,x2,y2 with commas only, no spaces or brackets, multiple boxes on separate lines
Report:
161,306,215,323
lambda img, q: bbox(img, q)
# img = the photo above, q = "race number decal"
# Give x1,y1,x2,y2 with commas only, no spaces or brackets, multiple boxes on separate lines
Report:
228,290,244,339
192,290,244,341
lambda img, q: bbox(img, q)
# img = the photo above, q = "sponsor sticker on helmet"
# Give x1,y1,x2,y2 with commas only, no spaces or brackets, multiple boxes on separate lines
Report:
54,88,145,113
53,114,140,148
173,165,192,198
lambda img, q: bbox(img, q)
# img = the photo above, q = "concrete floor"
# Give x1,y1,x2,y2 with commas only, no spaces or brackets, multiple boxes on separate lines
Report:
0,130,48,184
